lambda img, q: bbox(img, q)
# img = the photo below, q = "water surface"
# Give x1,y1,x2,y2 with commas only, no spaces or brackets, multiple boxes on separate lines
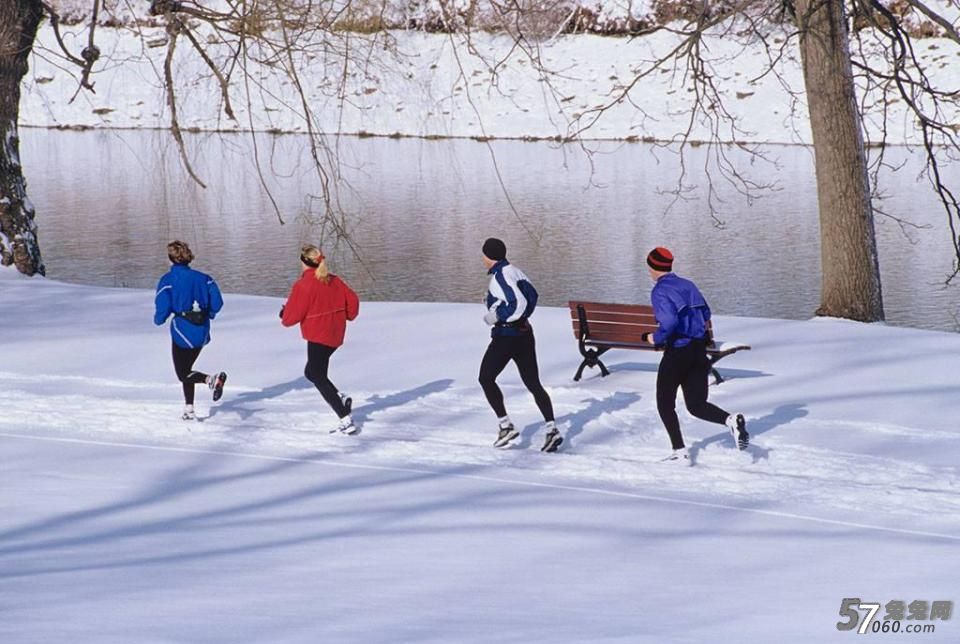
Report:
21,128,959,331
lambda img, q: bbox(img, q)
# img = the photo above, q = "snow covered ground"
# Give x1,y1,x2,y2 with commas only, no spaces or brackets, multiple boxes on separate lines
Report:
2,271,959,642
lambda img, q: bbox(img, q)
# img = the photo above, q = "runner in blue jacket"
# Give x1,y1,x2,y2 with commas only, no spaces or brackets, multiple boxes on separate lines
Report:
641,247,748,465
154,240,227,420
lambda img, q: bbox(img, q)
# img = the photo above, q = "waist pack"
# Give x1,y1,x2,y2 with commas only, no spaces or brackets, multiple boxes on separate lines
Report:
176,309,208,325
493,318,531,336
496,318,529,329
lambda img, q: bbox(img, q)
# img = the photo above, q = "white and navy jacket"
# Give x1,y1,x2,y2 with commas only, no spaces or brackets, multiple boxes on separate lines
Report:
485,259,538,336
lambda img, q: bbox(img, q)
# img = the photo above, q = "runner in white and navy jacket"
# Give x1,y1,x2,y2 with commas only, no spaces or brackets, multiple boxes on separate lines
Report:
478,238,562,452
154,241,227,419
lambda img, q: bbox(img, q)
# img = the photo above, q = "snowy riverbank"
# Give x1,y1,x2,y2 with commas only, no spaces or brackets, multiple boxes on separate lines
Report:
2,272,959,641
23,23,960,145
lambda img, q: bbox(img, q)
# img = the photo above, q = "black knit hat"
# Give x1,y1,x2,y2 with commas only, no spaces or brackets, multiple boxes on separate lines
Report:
646,246,674,271
482,238,507,262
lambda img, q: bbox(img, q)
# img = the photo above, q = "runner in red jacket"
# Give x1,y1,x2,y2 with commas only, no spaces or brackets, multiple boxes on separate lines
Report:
281,245,360,433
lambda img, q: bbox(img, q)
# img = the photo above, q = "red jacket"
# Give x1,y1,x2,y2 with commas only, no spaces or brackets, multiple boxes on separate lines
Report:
281,270,359,347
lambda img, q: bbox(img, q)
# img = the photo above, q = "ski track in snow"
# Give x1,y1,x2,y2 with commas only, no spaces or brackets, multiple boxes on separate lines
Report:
4,371,958,539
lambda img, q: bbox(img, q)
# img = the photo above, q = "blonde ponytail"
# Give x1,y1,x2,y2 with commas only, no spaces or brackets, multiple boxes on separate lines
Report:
314,256,330,283
301,245,332,284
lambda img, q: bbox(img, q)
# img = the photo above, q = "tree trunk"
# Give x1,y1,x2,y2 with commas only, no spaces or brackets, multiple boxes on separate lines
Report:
0,0,44,275
795,0,883,321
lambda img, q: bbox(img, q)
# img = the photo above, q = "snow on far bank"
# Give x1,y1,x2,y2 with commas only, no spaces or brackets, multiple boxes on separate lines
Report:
22,20,960,146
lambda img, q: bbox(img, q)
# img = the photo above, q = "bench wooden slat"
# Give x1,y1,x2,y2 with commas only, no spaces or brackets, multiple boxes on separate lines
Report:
579,322,656,341
568,301,655,314
573,318,715,334
568,310,659,325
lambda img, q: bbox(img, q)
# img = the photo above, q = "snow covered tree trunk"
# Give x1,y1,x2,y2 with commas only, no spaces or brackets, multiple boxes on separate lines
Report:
0,0,44,275
795,0,883,321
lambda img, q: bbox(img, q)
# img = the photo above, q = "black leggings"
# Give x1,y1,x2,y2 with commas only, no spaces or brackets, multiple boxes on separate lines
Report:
172,343,208,405
305,342,349,418
656,340,729,449
479,329,554,423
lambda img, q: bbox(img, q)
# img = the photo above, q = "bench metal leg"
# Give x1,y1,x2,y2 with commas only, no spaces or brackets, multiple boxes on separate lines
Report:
597,359,610,377
573,347,611,381
710,367,724,385
574,359,589,382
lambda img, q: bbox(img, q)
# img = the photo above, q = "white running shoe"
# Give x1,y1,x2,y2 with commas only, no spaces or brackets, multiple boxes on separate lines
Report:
337,415,359,435
660,447,691,466
493,423,520,448
541,427,563,453
181,405,196,421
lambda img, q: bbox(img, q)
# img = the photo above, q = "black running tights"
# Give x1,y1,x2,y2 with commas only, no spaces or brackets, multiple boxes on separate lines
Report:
305,342,349,418
172,343,208,405
656,341,729,449
479,331,554,423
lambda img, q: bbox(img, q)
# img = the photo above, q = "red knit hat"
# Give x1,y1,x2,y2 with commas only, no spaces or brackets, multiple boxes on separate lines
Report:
646,247,674,271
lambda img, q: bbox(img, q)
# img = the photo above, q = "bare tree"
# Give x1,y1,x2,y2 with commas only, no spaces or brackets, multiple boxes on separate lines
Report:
796,0,884,320
0,0,44,275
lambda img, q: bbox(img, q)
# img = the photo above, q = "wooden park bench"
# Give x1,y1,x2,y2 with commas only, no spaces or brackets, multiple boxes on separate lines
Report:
568,301,751,383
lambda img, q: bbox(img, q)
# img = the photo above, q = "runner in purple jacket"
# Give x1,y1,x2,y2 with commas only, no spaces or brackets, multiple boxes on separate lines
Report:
641,247,749,465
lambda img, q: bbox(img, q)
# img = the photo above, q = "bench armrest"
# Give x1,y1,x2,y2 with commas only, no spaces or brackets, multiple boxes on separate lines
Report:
707,341,751,361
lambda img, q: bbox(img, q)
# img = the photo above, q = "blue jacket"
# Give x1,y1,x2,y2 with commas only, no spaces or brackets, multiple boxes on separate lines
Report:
154,264,224,349
651,272,711,348
485,260,538,336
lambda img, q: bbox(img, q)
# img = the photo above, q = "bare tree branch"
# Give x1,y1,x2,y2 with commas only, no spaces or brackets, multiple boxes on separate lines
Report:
162,16,207,188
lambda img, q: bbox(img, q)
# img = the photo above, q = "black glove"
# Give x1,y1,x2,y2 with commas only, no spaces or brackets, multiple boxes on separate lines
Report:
279,305,285,319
